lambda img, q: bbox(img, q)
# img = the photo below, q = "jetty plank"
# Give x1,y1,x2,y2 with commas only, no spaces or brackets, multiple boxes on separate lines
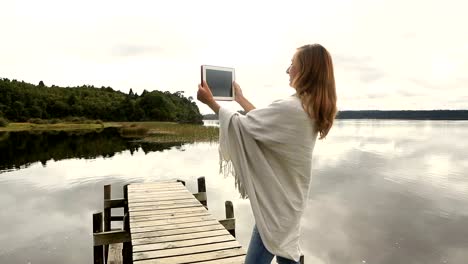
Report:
133,248,246,264
126,180,245,263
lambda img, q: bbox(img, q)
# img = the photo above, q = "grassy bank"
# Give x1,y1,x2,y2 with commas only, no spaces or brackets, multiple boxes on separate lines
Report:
0,121,219,143
0,122,112,131
119,121,219,143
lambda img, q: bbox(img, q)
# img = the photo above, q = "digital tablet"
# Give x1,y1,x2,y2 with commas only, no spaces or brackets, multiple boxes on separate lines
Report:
201,65,235,101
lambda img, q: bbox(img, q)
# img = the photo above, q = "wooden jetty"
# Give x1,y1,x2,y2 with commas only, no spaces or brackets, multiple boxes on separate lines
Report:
92,177,246,264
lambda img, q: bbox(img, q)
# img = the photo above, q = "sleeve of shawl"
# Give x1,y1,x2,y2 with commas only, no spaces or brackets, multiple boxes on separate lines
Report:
218,99,290,160
218,100,297,198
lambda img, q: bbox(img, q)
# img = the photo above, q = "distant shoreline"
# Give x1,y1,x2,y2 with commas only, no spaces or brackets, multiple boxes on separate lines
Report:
203,110,468,121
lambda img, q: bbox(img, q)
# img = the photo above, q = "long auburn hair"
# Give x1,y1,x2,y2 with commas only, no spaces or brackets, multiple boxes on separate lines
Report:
292,44,337,139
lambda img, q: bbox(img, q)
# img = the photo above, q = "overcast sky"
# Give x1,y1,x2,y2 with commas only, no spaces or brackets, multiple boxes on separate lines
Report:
1,0,466,113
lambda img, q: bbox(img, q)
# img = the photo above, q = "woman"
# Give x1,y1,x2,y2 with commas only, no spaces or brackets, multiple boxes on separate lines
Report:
197,44,337,264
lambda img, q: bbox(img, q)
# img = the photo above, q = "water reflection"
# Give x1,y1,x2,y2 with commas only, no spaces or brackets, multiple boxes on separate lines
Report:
0,121,467,264
0,128,182,172
203,120,219,127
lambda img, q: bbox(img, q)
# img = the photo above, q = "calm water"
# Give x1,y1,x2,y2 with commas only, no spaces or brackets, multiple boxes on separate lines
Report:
0,121,467,264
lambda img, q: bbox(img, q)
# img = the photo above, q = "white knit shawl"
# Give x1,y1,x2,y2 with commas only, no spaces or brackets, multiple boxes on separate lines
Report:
218,94,318,261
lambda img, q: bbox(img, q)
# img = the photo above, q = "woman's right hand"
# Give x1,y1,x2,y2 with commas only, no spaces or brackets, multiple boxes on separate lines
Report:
197,81,220,114
197,81,215,105
233,81,243,103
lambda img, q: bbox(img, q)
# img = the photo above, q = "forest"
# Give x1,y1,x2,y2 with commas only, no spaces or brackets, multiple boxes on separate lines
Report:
0,78,204,124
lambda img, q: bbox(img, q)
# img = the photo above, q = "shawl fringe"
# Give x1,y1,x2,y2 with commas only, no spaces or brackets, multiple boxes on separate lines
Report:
219,150,248,199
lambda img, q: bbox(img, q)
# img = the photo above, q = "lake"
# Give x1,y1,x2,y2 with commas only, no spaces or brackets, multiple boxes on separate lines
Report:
0,120,467,264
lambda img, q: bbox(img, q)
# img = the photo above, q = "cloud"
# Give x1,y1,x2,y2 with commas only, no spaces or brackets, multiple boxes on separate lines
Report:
395,89,422,97
112,44,164,57
410,79,442,90
335,55,385,83
447,96,468,109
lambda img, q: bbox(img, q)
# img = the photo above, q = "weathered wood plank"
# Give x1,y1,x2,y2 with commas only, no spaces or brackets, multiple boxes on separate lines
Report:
104,199,126,209
219,219,235,231
133,248,246,264
129,185,186,190
129,200,201,208
129,193,194,201
129,203,204,212
130,180,178,184
131,224,226,239
93,230,131,246
129,181,181,188
129,195,195,203
131,220,221,233
132,229,230,245
128,187,190,195
133,241,241,260
133,235,235,252
130,215,216,228
129,182,183,187
193,192,207,202
129,180,179,185
128,187,187,193
130,212,210,223
110,216,124,221
129,189,190,196
128,191,191,199
129,198,197,208
130,207,209,217
195,255,246,264
129,187,186,193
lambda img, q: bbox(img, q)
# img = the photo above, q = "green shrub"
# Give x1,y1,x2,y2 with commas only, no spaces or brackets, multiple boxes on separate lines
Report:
95,119,104,126
28,118,47,124
64,116,86,123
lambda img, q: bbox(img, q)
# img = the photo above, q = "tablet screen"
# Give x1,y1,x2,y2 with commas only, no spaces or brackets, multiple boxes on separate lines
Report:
206,69,233,97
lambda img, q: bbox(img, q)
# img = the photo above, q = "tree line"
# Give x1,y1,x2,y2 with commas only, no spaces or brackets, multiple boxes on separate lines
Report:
0,78,204,124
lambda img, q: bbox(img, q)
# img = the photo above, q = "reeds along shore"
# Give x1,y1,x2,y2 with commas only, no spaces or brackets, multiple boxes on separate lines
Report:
0,121,219,143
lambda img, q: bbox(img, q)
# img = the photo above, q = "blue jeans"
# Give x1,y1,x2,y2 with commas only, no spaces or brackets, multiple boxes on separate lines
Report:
245,225,300,264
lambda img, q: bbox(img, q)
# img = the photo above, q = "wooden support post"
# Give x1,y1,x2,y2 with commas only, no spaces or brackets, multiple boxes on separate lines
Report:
197,176,207,208
93,212,104,264
300,255,304,264
225,201,235,237
122,184,132,264
103,185,111,263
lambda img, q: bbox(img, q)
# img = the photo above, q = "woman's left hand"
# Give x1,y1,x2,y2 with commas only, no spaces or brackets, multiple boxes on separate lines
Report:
197,81,215,105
